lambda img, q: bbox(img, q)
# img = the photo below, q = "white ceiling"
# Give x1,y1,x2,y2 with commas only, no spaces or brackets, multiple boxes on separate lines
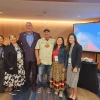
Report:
0,0,100,21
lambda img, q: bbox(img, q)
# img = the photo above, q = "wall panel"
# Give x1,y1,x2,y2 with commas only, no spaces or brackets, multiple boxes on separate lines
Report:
0,19,99,69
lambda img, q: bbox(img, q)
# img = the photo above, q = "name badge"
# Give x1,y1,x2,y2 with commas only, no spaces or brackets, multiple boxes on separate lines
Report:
68,58,71,65
54,56,58,61
17,52,21,59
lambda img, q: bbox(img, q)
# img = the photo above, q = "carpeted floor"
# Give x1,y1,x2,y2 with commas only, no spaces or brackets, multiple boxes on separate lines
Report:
11,73,100,100
12,88,68,100
12,88,31,100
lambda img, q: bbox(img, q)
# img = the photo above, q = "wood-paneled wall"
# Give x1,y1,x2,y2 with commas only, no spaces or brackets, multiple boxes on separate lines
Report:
0,19,100,69
27,0,100,3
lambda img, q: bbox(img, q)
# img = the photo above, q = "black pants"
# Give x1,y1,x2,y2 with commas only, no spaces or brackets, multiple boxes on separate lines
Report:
0,68,4,91
25,61,38,89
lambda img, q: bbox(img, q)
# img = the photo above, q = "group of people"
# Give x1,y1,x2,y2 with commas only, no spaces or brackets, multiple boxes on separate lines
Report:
0,22,82,100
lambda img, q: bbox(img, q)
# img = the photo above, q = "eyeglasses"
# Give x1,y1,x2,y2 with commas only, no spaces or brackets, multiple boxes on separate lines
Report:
44,32,50,34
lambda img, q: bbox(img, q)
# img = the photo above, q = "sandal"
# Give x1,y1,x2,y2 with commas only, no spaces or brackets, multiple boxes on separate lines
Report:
72,96,77,100
47,88,51,93
37,88,42,93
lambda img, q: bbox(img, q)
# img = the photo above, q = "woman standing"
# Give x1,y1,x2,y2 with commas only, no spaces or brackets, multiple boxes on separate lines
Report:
67,33,82,100
3,34,25,95
0,35,5,93
50,37,67,97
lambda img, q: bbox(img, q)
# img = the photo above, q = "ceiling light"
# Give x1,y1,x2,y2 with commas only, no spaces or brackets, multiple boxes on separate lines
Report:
0,11,3,14
0,18,79,23
43,12,47,16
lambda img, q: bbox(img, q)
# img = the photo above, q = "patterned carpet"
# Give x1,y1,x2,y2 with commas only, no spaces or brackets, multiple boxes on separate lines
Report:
11,73,100,100
12,88,31,100
12,88,69,100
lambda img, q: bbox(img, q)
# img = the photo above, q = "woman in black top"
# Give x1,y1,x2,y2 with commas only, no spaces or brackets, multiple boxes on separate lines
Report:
3,34,25,95
66,33,82,100
0,35,5,93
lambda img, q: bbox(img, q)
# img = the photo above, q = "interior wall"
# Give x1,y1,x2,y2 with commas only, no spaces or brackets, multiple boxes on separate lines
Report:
0,19,73,42
0,19,100,69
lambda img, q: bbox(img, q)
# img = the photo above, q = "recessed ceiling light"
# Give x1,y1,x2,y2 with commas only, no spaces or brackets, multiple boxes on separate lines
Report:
43,12,47,16
0,11,3,14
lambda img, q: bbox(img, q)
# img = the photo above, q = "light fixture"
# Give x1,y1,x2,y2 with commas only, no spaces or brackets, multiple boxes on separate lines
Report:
0,10,3,14
43,12,47,16
0,18,86,24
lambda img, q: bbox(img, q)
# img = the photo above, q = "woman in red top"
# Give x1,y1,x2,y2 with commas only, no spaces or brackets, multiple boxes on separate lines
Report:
50,37,67,97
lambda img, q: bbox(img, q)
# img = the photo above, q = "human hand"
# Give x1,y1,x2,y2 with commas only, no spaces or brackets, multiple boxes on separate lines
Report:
37,58,41,65
72,67,78,73
9,67,13,70
62,68,66,73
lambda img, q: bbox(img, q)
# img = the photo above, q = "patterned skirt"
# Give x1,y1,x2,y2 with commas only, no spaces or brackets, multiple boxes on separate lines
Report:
3,60,26,87
50,62,66,92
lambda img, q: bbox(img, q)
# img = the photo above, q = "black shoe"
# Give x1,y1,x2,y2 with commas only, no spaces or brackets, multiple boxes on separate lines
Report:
14,87,21,92
0,89,5,93
32,84,37,92
68,97,73,100
22,85,30,92
32,87,36,92
0,86,5,93
9,91,17,95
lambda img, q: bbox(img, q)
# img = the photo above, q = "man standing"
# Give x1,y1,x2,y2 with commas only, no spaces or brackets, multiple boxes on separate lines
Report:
35,29,55,93
18,22,40,91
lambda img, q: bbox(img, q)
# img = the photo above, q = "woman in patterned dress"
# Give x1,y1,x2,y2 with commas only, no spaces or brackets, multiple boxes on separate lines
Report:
3,34,25,95
50,37,68,97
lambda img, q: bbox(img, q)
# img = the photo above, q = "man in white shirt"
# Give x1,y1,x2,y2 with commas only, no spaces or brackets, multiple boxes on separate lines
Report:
35,29,55,93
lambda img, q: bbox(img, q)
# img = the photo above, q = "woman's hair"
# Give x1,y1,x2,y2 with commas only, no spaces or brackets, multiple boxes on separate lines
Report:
0,35,4,40
53,37,65,50
66,33,78,53
9,34,17,39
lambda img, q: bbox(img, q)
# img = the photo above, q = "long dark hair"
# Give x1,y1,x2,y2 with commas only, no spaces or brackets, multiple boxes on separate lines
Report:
67,33,78,52
53,37,65,50
0,35,4,40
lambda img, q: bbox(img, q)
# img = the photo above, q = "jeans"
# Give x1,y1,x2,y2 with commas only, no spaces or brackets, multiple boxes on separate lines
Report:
38,64,51,88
